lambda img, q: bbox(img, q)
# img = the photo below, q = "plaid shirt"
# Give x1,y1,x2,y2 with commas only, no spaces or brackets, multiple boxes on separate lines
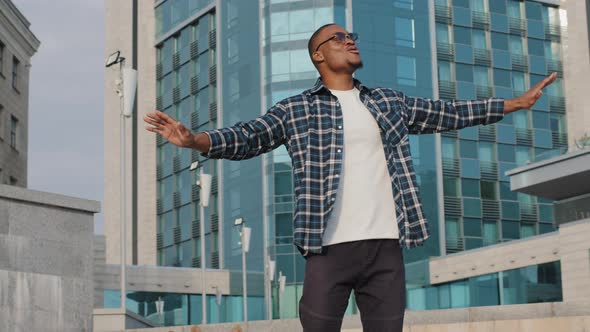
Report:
203,78,504,256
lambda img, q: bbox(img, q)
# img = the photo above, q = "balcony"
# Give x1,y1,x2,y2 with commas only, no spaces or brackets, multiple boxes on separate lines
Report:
438,80,456,99
506,147,590,201
473,48,491,66
435,5,452,24
511,54,528,72
472,11,490,29
436,42,455,62
442,158,460,177
509,17,526,36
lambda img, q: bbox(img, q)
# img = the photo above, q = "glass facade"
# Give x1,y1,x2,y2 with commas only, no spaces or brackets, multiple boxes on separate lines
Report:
435,0,566,255
149,0,567,326
155,7,220,272
407,261,562,310
104,290,264,325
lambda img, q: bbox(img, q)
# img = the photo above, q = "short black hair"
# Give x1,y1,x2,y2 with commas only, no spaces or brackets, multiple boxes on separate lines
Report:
307,23,336,57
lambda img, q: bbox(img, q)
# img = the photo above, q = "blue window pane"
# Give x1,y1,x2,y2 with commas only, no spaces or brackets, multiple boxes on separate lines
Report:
455,44,474,64
456,63,474,82
453,7,472,27
529,73,546,87
539,223,555,234
500,182,517,200
495,87,513,99
498,162,516,182
509,35,523,54
501,201,520,220
395,17,416,48
529,56,547,75
396,56,417,86
464,218,482,236
491,13,508,33
528,38,545,56
437,23,450,43
462,178,480,197
533,111,550,129
512,72,526,92
493,68,511,87
459,126,478,140
474,66,489,86
534,129,552,148
465,237,483,250
457,81,476,99
496,124,516,144
461,158,481,179
438,61,452,81
454,0,469,8
492,49,511,69
498,143,515,162
491,32,509,50
464,198,482,218
460,140,478,158
525,1,542,20
527,20,545,39
502,219,520,238
454,26,472,44
490,0,507,14
472,29,486,49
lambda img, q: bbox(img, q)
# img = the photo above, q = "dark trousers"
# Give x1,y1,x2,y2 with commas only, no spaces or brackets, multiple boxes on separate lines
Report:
298,239,406,332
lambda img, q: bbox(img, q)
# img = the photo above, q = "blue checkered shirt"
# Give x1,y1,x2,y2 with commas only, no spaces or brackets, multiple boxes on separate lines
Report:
203,78,504,256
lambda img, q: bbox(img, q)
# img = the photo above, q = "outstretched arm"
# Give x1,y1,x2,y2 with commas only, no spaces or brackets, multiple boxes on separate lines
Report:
403,72,557,134
145,103,288,160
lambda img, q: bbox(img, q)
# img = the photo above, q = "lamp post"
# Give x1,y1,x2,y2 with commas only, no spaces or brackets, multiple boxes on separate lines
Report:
234,217,251,325
105,51,137,312
190,161,212,325
278,271,286,319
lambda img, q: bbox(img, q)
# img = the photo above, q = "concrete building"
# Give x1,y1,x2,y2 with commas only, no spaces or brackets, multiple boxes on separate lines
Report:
103,0,589,327
0,0,40,187
0,185,100,331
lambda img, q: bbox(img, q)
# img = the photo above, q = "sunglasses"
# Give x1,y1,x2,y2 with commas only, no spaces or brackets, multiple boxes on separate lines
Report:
315,32,359,52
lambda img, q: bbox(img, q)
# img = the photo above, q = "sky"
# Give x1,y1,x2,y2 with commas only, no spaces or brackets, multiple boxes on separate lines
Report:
13,0,105,234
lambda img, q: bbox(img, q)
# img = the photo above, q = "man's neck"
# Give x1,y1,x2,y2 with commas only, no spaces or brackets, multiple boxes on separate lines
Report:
321,74,354,91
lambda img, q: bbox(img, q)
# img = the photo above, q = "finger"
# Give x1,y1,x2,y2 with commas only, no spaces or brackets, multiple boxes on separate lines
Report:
156,110,178,125
536,72,557,90
143,116,164,127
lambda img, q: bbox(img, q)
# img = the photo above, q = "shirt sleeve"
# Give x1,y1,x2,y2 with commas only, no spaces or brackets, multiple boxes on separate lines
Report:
200,103,288,160
400,92,505,135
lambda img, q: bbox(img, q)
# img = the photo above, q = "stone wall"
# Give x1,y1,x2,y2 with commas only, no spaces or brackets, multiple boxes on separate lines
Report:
0,185,100,331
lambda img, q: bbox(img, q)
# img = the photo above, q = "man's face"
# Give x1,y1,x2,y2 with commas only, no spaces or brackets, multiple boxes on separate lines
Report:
312,25,362,74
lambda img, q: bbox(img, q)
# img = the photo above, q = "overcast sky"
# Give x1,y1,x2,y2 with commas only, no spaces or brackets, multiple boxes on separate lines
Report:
13,0,105,234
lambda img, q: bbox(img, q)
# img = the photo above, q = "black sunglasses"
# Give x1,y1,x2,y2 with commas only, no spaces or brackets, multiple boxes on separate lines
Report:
315,32,359,52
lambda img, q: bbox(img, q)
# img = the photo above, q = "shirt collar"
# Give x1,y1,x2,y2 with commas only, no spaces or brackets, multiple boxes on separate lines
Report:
309,77,368,95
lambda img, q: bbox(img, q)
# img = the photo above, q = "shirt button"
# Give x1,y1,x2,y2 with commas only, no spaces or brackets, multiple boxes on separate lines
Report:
331,198,336,201
338,125,342,129
337,149,342,153
335,174,339,178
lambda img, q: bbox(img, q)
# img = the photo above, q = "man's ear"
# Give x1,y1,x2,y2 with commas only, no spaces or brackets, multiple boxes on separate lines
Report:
312,51,324,64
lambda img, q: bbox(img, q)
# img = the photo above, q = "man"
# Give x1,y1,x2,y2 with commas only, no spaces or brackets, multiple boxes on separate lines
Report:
145,23,556,332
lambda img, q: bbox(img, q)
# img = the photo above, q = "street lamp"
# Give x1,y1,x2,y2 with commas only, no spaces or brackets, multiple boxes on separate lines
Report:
190,161,212,325
105,50,137,312
278,271,286,319
234,217,251,325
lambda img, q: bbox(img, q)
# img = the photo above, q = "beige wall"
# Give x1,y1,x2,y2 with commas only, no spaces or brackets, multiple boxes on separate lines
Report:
0,0,40,187
104,0,156,266
562,0,590,148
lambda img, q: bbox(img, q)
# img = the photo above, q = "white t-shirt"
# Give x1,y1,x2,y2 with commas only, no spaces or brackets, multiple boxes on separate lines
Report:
322,87,399,246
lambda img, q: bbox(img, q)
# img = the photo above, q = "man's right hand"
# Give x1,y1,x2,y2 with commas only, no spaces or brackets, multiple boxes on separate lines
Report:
144,110,203,150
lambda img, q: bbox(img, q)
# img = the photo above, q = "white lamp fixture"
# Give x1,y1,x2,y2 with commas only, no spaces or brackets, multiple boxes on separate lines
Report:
122,68,137,118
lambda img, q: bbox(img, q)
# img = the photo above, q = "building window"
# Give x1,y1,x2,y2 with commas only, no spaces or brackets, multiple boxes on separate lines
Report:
10,115,17,149
12,57,20,90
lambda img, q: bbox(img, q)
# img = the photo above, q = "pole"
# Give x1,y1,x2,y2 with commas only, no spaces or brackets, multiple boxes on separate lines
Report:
242,225,248,326
200,171,207,325
120,99,127,312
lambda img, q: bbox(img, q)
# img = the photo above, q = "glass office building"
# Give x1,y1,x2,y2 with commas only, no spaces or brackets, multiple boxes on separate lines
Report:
148,0,565,325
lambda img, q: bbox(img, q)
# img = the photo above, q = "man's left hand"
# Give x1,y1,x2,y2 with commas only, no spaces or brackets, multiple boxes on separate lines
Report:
504,72,558,114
